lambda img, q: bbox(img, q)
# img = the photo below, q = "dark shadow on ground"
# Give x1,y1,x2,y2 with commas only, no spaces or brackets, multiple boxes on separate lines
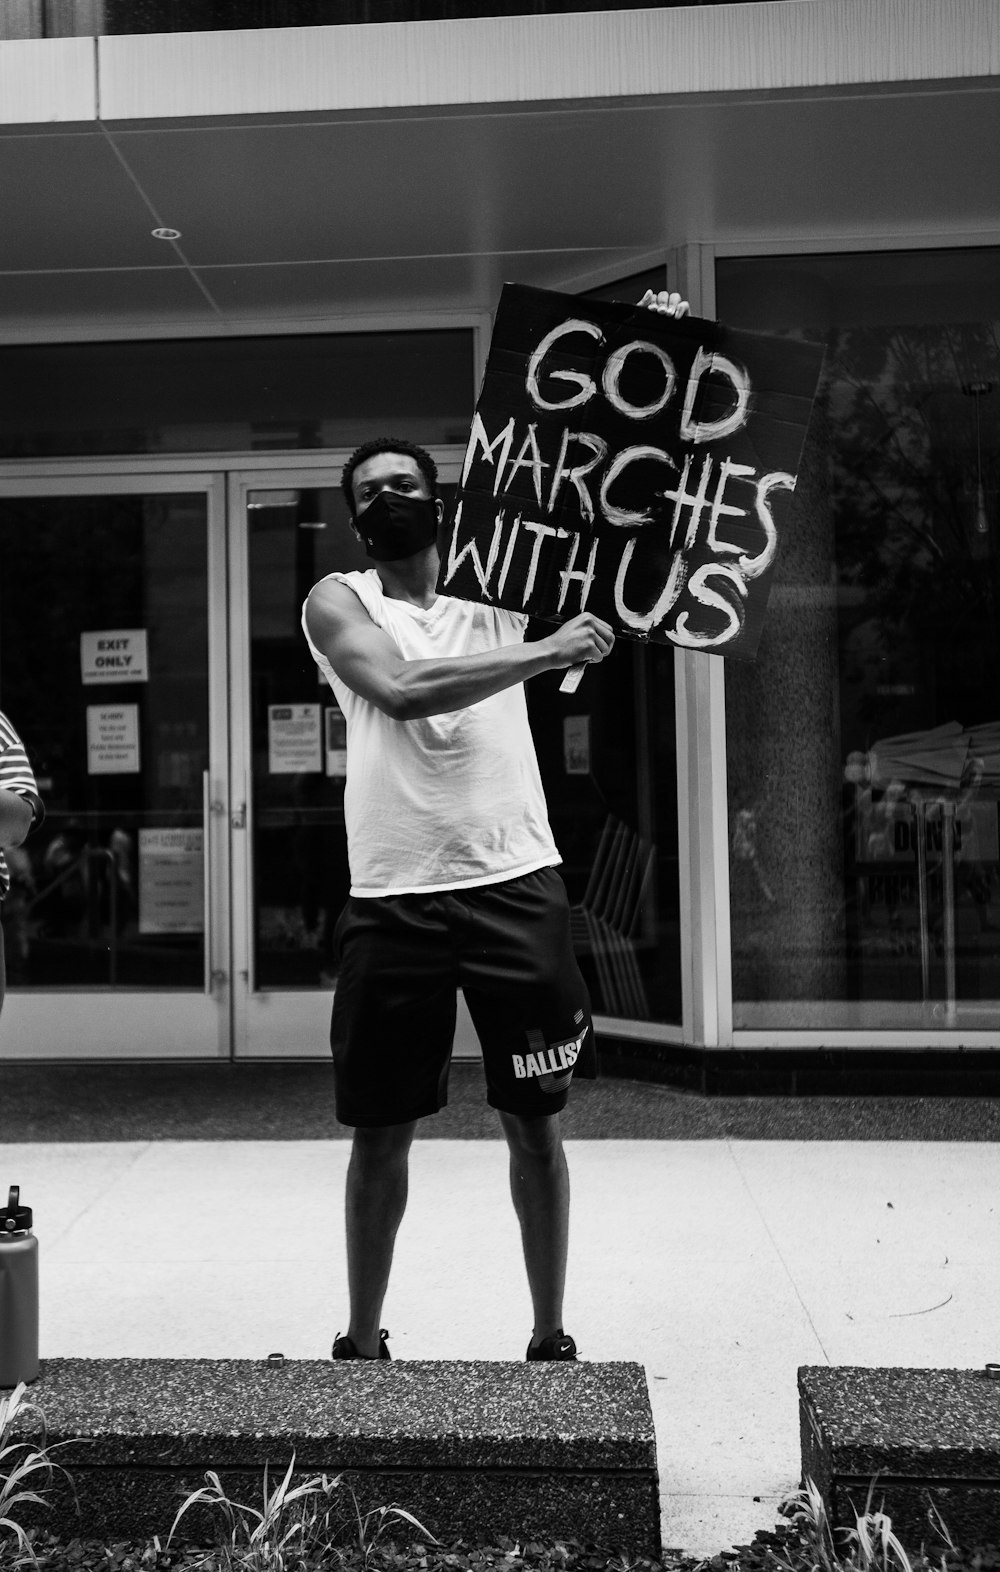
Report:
2,1059,1000,1141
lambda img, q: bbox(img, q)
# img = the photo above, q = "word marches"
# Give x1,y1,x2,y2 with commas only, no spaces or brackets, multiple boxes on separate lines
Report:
440,285,823,658
445,440,793,646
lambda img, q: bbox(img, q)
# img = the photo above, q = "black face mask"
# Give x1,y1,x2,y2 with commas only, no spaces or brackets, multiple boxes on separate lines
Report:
355,491,439,562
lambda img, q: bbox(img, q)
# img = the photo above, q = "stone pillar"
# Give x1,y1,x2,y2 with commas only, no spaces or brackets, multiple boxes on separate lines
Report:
726,401,847,1007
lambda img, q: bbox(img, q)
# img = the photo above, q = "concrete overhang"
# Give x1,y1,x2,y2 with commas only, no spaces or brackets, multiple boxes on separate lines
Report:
0,0,996,340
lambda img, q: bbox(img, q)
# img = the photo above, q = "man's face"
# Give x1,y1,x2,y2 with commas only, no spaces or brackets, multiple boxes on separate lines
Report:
351,452,433,519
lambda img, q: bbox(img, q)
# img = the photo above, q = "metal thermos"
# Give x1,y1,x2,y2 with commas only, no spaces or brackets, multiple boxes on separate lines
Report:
0,1185,39,1387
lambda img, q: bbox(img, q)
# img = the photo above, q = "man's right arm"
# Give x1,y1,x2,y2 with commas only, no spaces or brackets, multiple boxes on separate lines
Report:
304,580,614,721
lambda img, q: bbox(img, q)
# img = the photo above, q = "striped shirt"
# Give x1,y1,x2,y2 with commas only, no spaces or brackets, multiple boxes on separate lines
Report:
0,711,43,901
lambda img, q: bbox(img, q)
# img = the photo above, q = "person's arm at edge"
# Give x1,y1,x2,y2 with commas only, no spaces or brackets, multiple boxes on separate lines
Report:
305,580,614,721
0,790,33,849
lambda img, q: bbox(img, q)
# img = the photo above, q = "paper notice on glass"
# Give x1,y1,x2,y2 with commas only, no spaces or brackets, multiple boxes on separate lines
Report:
81,629,148,685
87,704,140,775
268,704,322,774
139,827,204,934
563,714,591,775
325,705,347,778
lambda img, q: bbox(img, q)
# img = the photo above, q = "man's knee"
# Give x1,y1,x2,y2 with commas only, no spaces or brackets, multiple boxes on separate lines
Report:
499,1110,564,1161
350,1120,418,1169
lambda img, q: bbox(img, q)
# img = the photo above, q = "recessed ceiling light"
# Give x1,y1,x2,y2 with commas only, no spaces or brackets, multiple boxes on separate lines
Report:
152,227,181,240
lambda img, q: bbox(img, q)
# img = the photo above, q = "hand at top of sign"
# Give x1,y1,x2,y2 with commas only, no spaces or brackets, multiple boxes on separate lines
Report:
638,288,689,318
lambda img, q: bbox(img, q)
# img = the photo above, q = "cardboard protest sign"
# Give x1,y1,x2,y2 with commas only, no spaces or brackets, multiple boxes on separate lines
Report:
438,283,824,658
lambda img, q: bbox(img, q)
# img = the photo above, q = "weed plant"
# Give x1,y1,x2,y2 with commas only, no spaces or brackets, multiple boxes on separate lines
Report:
0,1382,66,1567
166,1454,433,1572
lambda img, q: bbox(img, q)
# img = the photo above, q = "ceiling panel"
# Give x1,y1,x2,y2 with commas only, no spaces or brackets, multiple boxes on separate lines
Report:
0,131,179,271
706,89,1000,242
110,109,682,268
0,80,995,342
192,248,648,318
0,268,221,337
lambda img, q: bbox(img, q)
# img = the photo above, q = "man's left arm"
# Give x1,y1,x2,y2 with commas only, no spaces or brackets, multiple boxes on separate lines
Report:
0,716,44,849
0,791,32,849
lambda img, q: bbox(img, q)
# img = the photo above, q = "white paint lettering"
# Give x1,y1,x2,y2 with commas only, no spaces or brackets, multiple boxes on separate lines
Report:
706,459,755,558
679,347,751,445
501,421,549,505
441,499,503,596
521,519,570,605
462,412,516,493
660,452,715,551
547,427,607,525
672,563,748,648
556,532,599,615
743,470,795,579
526,319,603,413
599,445,677,528
496,513,522,600
614,541,688,635
602,339,676,419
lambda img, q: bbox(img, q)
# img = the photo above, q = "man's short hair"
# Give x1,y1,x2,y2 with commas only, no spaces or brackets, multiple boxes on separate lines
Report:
341,437,439,518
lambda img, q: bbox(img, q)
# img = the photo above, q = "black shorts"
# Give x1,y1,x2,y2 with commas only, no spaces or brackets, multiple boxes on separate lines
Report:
329,866,596,1127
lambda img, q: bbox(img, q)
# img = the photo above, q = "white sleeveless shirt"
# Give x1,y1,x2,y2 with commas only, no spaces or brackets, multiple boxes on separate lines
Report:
301,570,559,897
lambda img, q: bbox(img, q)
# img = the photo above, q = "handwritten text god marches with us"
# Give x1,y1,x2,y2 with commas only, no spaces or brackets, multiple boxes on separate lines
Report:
443,316,797,649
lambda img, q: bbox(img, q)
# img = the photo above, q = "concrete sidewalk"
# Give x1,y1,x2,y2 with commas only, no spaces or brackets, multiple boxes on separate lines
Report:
4,1134,997,1557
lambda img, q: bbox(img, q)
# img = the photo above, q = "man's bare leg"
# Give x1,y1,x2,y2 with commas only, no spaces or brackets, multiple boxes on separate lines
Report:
345,1119,418,1356
498,1110,569,1346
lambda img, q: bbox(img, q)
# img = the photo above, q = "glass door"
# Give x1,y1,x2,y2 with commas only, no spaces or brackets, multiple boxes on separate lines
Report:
229,466,482,1059
0,475,230,1058
228,463,683,1059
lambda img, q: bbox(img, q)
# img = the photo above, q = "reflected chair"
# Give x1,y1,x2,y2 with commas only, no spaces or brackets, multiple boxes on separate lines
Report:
569,815,655,1019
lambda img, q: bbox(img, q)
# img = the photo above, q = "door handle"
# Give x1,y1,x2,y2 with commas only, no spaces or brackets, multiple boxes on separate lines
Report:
203,777,230,994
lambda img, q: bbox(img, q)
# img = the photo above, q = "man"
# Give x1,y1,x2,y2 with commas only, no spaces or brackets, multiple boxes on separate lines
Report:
303,287,688,1363
0,711,44,1015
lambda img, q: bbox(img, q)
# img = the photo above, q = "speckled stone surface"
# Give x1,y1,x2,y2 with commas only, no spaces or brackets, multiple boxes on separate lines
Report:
15,1357,659,1553
799,1366,1000,1543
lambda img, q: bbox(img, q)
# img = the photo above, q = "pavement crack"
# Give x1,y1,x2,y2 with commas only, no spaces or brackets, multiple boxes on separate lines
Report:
724,1142,833,1365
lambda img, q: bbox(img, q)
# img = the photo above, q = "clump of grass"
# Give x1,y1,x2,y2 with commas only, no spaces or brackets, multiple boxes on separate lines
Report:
0,1382,63,1568
726,1477,967,1572
167,1455,435,1572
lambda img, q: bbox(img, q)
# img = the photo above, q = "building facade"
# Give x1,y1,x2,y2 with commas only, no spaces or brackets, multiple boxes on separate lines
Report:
0,0,997,1077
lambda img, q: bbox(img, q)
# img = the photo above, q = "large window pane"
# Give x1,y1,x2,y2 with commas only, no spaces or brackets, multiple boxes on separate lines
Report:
528,639,681,1027
717,249,1000,1030
0,492,210,989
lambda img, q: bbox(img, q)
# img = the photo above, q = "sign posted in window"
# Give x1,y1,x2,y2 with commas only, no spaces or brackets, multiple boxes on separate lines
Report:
439,284,825,659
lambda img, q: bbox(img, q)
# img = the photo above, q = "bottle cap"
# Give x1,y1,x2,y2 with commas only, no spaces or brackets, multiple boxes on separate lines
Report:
0,1185,32,1233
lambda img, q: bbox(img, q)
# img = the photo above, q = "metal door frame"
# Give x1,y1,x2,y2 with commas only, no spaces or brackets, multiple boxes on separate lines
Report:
226,459,488,1059
0,467,231,1059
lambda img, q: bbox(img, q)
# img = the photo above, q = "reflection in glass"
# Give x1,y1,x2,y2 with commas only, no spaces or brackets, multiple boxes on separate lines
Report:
718,250,1000,1028
0,493,209,989
246,484,681,1023
528,637,681,1026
